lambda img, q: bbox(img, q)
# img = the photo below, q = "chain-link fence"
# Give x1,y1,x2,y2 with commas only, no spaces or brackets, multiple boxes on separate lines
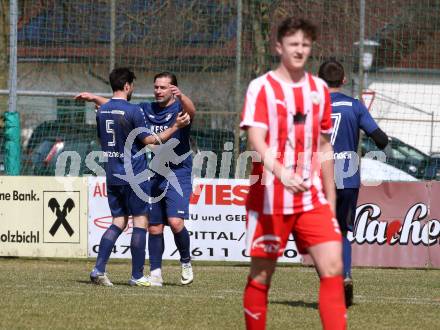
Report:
1,0,440,179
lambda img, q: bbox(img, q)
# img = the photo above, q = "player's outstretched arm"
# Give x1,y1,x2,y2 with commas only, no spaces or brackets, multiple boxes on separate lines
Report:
141,112,191,145
319,133,336,214
74,92,110,106
170,85,196,119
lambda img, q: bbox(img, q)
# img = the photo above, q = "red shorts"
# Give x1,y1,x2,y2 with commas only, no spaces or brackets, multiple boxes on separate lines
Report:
246,204,341,259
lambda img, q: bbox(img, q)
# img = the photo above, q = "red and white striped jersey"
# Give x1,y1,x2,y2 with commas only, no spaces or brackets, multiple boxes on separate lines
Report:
240,71,332,215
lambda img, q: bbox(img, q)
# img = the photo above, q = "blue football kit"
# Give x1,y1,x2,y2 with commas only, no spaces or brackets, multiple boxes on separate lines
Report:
330,92,379,190
330,92,379,232
92,97,149,282
139,99,193,223
330,92,381,281
96,98,150,217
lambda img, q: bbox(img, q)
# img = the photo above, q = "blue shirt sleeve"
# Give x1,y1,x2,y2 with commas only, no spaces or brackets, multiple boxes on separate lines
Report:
131,106,150,142
356,100,378,135
95,113,101,139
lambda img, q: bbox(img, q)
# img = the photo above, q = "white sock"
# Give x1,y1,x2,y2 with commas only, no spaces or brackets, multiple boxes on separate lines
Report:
151,268,162,277
182,262,191,267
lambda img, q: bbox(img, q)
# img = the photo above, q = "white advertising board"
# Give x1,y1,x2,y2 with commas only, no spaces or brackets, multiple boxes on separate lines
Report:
88,177,301,263
0,176,88,258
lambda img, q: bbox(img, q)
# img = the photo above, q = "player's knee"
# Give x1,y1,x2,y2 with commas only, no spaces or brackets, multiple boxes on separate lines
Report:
169,219,184,233
112,217,128,230
148,224,164,235
249,259,276,285
320,257,343,277
132,215,148,229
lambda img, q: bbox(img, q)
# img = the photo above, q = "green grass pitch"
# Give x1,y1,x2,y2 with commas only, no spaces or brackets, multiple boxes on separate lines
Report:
0,258,438,329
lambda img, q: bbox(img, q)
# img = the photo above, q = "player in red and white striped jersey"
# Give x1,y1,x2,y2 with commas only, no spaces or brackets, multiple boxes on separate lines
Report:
241,18,346,330
241,65,332,214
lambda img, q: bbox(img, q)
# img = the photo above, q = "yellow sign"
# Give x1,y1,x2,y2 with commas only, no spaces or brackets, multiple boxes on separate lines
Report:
0,177,88,258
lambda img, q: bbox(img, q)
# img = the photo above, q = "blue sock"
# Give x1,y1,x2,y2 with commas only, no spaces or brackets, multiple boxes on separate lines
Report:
342,235,352,278
95,224,122,273
130,227,147,279
174,227,191,264
148,233,164,271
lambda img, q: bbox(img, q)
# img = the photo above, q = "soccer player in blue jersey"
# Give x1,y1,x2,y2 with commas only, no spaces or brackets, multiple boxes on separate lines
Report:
139,72,196,287
76,72,196,287
85,67,191,287
318,59,388,306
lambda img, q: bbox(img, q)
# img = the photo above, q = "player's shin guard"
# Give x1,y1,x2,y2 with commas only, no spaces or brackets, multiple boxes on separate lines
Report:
243,277,268,330
148,233,164,271
319,276,347,330
173,227,191,264
130,227,147,279
95,224,122,273
342,236,352,278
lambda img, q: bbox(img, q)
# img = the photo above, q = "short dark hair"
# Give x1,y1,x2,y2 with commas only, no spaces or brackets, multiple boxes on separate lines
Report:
277,17,317,42
318,59,345,88
109,67,136,92
154,71,178,86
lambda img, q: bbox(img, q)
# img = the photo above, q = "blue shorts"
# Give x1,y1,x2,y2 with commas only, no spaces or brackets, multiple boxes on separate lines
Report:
148,174,192,225
107,183,149,217
336,188,359,234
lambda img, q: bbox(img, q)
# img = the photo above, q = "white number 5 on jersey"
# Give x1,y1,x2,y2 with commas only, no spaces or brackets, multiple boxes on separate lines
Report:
106,119,116,147
330,113,341,146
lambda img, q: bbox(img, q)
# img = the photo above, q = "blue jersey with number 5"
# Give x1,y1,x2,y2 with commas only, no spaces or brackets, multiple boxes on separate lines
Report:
330,92,378,189
96,98,150,185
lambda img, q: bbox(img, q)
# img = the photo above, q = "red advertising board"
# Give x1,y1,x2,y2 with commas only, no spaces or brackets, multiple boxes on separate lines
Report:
301,182,439,268
425,182,440,268
351,182,438,268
